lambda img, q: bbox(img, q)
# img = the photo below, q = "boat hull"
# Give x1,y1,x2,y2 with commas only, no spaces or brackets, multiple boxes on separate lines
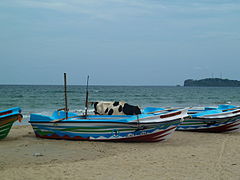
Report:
30,108,189,142
30,115,185,142
0,107,22,140
31,119,181,142
177,116,240,133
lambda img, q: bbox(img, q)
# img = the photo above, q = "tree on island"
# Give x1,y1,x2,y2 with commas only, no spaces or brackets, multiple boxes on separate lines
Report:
184,78,240,87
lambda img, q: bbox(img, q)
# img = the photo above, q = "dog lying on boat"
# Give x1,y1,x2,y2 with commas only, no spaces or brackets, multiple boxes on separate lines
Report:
91,101,141,115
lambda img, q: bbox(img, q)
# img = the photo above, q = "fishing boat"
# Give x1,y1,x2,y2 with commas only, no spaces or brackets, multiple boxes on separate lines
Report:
177,104,240,132
29,108,188,142
143,105,240,133
0,107,22,140
29,73,188,142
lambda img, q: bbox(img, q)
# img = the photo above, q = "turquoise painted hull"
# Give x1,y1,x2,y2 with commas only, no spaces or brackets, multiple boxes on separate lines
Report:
29,109,188,142
143,105,240,133
178,105,240,132
0,107,22,140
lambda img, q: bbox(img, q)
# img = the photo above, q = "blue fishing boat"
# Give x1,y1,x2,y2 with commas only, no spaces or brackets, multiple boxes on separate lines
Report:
0,107,22,140
177,104,240,132
29,108,188,142
29,73,189,142
143,105,240,133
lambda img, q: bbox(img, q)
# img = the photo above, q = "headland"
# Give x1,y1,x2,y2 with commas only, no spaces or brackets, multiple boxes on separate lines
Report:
184,78,240,87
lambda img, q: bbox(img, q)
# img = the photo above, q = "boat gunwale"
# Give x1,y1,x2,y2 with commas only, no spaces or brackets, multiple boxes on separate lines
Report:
189,112,240,120
0,107,22,119
29,118,183,125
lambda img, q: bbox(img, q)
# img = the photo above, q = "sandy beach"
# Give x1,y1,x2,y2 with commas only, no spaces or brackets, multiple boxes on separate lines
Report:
0,125,239,180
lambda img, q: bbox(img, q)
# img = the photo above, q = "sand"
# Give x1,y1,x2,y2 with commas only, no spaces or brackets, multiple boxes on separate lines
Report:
0,125,239,180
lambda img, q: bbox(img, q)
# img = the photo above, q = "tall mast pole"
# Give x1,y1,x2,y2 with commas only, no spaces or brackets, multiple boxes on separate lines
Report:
64,73,68,119
84,75,89,117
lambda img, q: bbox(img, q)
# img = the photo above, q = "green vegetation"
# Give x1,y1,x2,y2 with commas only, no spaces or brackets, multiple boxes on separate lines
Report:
184,78,240,87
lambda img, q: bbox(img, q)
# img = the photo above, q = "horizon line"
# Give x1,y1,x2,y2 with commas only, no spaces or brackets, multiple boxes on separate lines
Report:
0,84,181,87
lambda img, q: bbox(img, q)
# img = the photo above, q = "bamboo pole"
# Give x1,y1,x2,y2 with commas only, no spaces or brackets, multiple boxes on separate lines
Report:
84,75,90,117
64,73,68,119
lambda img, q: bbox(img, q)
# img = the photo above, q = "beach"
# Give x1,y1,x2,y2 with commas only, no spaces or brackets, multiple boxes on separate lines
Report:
0,126,239,180
2,0,240,179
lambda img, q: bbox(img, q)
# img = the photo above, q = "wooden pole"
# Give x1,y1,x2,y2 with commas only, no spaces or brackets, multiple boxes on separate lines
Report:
64,73,68,119
84,75,89,117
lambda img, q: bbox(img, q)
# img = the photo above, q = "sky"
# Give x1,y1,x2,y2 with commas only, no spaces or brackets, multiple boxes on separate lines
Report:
0,0,240,85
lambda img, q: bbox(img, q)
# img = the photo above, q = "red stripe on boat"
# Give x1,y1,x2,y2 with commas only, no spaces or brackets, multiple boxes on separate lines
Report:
145,132,173,142
35,126,177,142
160,111,181,119
102,126,177,142
35,133,90,140
0,110,13,116
191,120,240,133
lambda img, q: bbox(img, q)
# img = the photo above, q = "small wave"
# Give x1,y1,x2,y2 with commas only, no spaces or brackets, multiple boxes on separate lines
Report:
214,101,231,105
72,108,94,114
94,90,102,93
175,100,187,104
22,114,30,118
207,97,219,100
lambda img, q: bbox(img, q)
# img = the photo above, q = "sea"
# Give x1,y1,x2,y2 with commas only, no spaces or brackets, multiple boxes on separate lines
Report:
1,85,240,125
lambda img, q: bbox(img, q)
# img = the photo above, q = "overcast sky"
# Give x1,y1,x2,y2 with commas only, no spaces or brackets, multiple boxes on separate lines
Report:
1,0,240,85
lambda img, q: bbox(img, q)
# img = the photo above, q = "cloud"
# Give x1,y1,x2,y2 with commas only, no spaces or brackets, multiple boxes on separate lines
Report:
2,0,167,21
2,0,240,22
191,2,240,12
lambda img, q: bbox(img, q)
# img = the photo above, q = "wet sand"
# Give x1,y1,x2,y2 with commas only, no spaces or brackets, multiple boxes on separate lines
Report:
0,125,239,180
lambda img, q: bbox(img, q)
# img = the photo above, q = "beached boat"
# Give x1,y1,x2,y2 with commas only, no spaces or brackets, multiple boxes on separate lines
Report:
29,73,188,142
177,104,240,132
0,107,22,140
143,105,240,133
29,108,188,142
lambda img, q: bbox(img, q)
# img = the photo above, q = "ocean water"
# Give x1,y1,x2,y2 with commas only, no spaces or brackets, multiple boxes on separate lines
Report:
1,85,240,125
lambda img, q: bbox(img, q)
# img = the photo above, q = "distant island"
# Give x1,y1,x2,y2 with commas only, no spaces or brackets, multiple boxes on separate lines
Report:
184,78,240,87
